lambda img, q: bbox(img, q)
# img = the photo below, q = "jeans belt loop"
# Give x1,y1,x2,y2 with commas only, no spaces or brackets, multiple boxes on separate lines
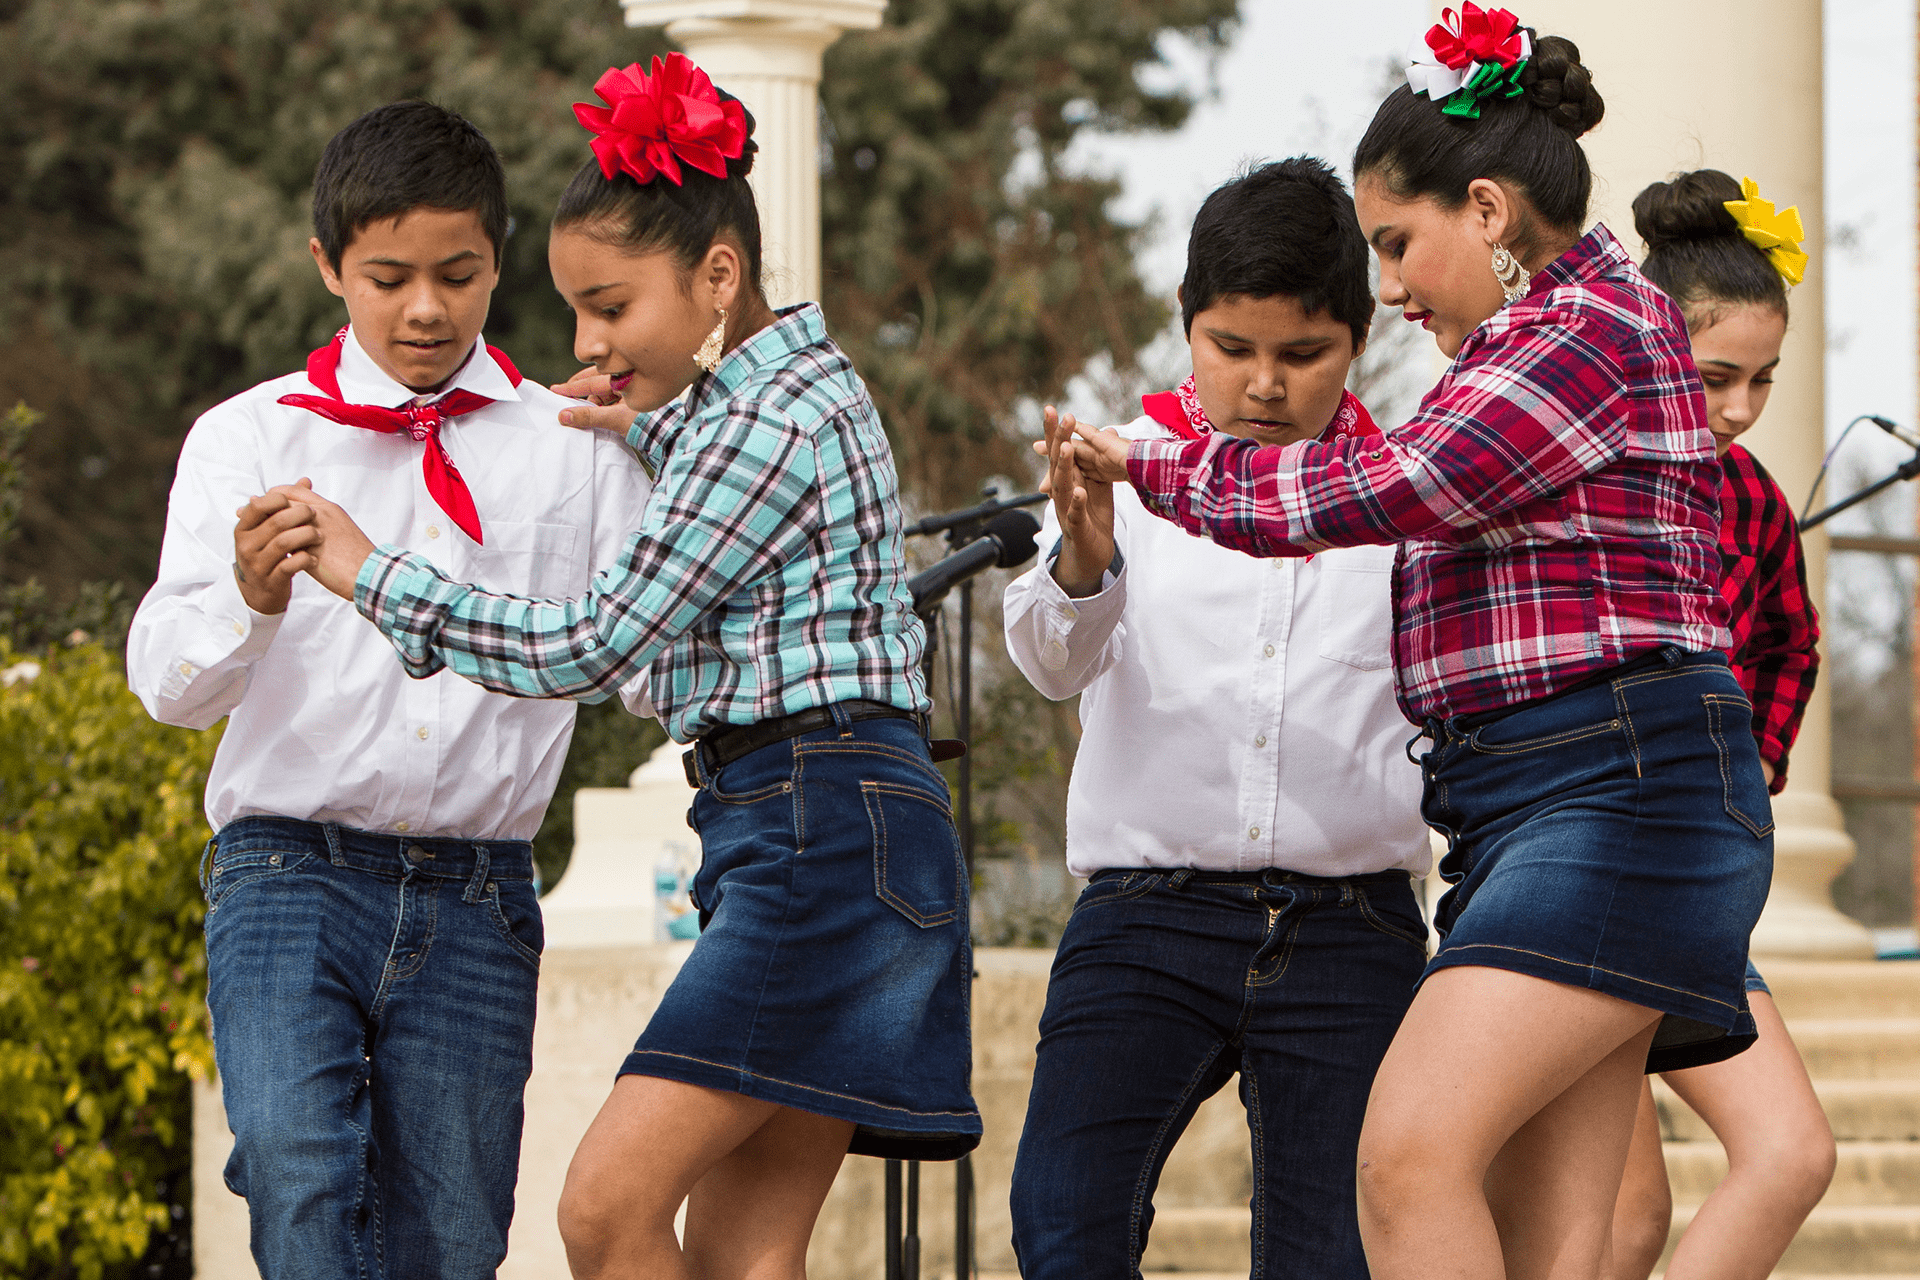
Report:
828,700,857,736
1168,868,1193,890
323,823,346,866
464,843,492,904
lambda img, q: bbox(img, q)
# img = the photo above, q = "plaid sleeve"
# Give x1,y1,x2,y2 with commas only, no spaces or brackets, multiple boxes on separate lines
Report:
1128,313,1630,553
356,397,822,700
1741,469,1820,792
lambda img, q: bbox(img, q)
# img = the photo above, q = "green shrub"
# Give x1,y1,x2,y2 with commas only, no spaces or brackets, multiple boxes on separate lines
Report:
0,640,216,1279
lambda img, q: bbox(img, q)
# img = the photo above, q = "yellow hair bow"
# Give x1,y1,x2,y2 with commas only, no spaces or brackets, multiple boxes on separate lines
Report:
1723,176,1808,287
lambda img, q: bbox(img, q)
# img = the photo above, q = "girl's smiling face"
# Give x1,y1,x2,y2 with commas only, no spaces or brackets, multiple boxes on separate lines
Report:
1355,174,1522,359
1686,303,1786,457
1186,292,1361,446
548,225,746,413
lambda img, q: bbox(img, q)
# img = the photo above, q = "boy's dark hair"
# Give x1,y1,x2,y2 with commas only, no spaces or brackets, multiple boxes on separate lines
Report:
311,101,509,270
553,94,763,296
1633,169,1789,330
1181,157,1373,347
1352,34,1605,252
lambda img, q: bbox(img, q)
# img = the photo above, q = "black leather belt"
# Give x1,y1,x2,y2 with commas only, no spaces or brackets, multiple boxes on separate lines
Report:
684,699,924,786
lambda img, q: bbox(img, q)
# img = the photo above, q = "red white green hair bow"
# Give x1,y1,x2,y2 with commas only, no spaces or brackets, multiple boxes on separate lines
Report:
1407,4,1532,119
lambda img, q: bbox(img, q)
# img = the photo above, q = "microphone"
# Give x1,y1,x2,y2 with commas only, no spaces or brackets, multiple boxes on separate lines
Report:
908,509,1041,614
1871,416,1920,453
905,489,1047,539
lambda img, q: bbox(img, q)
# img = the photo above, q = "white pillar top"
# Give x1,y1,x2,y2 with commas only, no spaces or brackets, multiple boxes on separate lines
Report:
620,0,885,29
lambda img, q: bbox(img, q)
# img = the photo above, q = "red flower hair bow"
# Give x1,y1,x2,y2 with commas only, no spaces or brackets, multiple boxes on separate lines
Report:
574,53,748,187
1425,3,1528,71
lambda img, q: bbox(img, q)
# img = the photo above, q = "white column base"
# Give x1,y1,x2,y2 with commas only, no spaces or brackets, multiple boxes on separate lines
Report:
1751,789,1877,961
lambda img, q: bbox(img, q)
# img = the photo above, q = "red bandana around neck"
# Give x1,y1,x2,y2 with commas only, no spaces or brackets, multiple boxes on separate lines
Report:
1141,374,1380,445
277,328,523,545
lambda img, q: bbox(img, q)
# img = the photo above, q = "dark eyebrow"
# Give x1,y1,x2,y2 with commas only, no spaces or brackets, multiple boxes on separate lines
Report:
576,282,625,298
1699,356,1782,372
1367,225,1394,248
360,249,483,269
1202,326,1329,349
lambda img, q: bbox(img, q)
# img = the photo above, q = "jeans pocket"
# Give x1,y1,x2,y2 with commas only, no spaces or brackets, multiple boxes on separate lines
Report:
204,846,309,912
1070,872,1156,914
486,879,545,970
1703,693,1774,839
1357,883,1431,951
864,780,964,928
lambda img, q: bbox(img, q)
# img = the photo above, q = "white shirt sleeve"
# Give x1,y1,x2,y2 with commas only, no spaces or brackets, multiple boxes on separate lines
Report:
127,408,286,730
581,427,661,722
1002,490,1130,700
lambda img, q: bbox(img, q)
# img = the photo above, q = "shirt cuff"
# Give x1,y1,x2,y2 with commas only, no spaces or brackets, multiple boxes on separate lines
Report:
354,545,462,678
1028,548,1127,672
1127,435,1208,521
203,567,285,663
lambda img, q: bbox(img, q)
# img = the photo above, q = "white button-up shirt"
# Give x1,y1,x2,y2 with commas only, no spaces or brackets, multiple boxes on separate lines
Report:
1004,416,1429,880
129,328,653,840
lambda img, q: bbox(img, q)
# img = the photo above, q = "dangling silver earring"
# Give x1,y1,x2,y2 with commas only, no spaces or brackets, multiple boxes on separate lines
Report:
1491,242,1530,305
694,307,727,373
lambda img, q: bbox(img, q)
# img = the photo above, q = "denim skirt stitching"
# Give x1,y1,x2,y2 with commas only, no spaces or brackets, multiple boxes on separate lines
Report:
1703,694,1774,837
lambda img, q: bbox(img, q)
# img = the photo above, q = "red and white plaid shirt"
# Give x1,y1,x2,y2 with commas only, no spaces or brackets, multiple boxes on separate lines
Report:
1127,225,1730,723
1718,443,1818,793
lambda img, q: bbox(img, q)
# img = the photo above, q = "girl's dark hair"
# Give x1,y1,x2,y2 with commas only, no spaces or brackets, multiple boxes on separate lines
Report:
1181,157,1373,347
553,94,763,295
1352,34,1605,246
1633,169,1788,328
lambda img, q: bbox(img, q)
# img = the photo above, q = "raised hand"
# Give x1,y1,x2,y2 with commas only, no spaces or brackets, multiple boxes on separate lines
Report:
264,483,377,603
1064,417,1132,483
233,482,322,615
1038,406,1116,598
550,366,642,433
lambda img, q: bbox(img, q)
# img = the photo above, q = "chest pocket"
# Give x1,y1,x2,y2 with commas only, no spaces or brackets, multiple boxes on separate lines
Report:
1315,548,1396,672
471,520,583,599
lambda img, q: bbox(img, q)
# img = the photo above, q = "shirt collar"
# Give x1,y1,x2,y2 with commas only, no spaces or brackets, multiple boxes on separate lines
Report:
1529,222,1631,297
334,328,522,407
631,303,827,463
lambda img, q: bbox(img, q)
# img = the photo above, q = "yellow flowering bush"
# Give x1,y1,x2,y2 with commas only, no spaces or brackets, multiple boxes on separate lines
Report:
0,641,217,1279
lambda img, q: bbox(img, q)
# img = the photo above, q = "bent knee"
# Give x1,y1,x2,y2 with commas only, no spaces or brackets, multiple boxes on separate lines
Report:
1612,1199,1672,1279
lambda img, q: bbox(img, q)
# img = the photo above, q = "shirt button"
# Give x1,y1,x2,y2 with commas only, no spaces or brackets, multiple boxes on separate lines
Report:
583,637,600,652
395,821,411,833
1255,735,1268,747
416,726,430,740
1040,640,1069,671
1262,644,1276,658
427,525,441,540
1249,826,1261,840
231,620,245,636
178,662,194,676
1370,450,1384,460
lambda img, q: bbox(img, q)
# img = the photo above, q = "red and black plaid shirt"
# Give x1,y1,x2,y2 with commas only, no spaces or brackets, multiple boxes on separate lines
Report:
1718,443,1818,792
1127,225,1730,723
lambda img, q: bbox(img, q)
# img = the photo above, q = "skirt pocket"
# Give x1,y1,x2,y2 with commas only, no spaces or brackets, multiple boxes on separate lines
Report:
864,780,965,928
1703,693,1774,839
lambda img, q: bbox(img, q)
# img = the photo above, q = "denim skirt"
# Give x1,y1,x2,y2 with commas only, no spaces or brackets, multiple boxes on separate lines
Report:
621,712,982,1161
1416,648,1773,1073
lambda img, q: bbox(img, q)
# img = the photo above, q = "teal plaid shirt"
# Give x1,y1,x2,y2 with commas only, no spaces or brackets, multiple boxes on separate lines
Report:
355,303,930,743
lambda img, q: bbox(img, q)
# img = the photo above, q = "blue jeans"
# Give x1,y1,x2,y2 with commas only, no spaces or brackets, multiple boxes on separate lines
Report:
202,818,542,1280
1010,868,1428,1280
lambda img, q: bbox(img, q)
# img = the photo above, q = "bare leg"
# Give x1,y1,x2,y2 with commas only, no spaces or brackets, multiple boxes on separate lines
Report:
1356,966,1661,1280
1604,1080,1673,1280
684,1105,856,1279
558,1073,856,1280
1659,992,1834,1280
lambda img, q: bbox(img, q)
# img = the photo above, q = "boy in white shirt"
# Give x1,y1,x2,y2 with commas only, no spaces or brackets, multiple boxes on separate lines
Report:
127,102,650,1280
1004,158,1429,1279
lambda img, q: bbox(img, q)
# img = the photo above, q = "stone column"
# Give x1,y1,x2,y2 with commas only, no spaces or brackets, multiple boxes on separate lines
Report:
620,0,887,305
1490,0,1870,956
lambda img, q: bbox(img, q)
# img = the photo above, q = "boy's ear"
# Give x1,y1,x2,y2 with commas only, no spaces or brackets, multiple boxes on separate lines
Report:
1350,330,1368,363
309,238,347,299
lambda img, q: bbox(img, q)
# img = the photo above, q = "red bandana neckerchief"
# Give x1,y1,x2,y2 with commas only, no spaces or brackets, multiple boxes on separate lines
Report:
1140,374,1380,445
277,328,522,545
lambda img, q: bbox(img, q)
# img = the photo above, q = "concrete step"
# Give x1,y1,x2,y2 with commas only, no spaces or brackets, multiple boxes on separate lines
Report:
1666,1140,1920,1206
1792,1019,1920,1078
1138,1205,1251,1273
1763,962,1920,1021
1659,1080,1920,1143
1665,1203,1920,1273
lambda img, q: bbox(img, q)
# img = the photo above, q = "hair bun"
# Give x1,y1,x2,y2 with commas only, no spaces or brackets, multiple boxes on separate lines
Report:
1521,34,1604,138
1632,169,1744,252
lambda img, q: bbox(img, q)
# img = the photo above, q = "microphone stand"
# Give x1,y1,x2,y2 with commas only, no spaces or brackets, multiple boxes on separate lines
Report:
884,486,1042,1280
1801,446,1920,530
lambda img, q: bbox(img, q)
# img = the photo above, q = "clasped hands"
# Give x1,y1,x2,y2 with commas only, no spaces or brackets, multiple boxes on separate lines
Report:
228,368,639,615
1034,407,1131,599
